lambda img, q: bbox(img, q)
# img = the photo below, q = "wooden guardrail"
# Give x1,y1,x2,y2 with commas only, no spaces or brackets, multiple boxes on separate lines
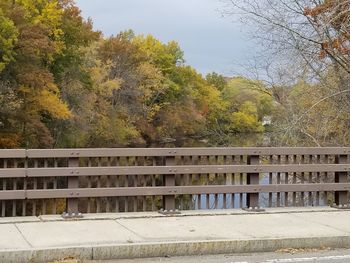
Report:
0,148,349,217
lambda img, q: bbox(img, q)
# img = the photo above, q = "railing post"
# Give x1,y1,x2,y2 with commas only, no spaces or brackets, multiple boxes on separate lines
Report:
163,156,176,211
67,157,79,214
247,155,260,209
335,154,348,206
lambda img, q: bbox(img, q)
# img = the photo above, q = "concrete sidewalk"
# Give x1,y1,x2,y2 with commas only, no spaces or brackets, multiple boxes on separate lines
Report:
1,207,350,263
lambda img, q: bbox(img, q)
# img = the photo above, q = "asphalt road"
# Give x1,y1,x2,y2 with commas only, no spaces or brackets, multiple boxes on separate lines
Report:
92,249,350,263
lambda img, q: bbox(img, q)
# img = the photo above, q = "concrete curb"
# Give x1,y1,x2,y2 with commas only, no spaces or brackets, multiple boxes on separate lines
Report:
2,236,350,263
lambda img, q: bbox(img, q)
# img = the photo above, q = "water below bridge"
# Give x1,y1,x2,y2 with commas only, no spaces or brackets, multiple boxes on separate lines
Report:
191,173,327,210
153,133,328,209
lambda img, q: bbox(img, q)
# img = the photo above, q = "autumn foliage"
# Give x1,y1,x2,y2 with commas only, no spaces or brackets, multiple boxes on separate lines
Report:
0,0,272,148
304,0,350,59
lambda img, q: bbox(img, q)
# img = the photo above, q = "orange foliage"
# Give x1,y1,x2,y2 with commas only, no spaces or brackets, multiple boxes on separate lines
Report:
303,0,334,17
305,0,350,58
0,133,21,148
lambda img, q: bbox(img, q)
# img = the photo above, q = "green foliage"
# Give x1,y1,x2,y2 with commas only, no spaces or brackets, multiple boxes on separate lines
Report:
211,77,274,134
229,102,264,133
206,72,227,91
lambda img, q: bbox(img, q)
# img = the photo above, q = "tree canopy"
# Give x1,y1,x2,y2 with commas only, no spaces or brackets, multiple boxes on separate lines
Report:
0,0,275,148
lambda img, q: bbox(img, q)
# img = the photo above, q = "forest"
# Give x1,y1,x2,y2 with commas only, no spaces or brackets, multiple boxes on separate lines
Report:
0,0,350,148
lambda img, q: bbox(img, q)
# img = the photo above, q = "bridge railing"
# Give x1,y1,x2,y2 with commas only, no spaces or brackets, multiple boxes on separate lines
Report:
0,148,350,217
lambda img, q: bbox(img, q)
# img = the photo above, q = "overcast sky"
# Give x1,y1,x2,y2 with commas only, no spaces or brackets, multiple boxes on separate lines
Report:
75,0,252,76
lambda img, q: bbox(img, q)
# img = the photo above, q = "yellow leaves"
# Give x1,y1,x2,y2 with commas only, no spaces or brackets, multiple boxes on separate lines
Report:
240,101,258,116
83,43,122,97
19,84,71,120
37,1,64,53
230,112,263,133
223,77,274,119
89,59,121,97
0,64,5,73
38,1,63,27
17,0,63,28
90,114,143,147
102,79,121,95
17,0,65,56
38,89,71,119
0,9,18,72
136,61,164,100
216,77,274,134
132,34,183,74
289,81,320,111
228,102,263,133
18,85,31,94
147,104,161,121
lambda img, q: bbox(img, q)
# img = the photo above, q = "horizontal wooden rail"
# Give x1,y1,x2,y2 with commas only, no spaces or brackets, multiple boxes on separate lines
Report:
26,147,350,158
2,147,350,158
0,149,26,158
1,164,350,178
2,183,350,200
